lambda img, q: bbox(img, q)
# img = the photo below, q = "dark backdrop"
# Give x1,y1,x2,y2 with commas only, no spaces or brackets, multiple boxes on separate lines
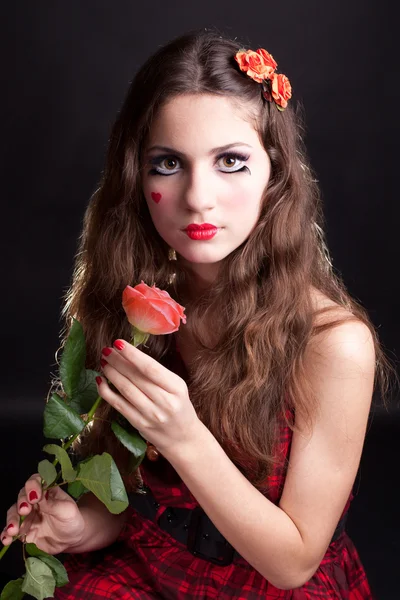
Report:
1,2,398,598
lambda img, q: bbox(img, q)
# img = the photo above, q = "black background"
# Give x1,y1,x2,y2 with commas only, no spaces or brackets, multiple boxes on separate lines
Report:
1,1,399,598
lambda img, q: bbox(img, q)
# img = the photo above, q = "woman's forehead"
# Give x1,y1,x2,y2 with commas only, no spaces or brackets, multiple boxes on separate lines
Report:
144,94,262,156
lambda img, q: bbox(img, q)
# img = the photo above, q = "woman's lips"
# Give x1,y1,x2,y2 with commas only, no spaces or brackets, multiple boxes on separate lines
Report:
183,223,221,240
185,228,219,240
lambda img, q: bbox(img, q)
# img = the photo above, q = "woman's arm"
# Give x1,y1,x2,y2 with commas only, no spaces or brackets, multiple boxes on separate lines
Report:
63,491,128,554
164,320,375,590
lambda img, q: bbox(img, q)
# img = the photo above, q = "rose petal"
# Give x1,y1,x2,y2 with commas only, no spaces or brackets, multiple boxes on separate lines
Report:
132,282,163,299
123,285,145,299
257,48,277,71
128,298,178,334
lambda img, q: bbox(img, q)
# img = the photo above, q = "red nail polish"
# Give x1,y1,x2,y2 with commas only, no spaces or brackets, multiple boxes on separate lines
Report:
100,358,108,368
19,502,29,510
96,376,102,385
6,524,13,531
102,347,112,356
113,340,125,351
1,536,6,543
28,491,38,502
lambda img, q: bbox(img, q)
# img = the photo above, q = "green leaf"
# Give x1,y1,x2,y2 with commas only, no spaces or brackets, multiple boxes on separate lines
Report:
111,421,147,458
43,393,86,440
66,369,101,414
22,557,55,600
78,453,128,514
25,544,68,588
59,318,86,398
67,478,88,500
67,456,92,499
37,460,57,487
109,457,128,505
112,416,146,473
37,556,68,589
0,578,25,599
126,452,143,474
43,445,76,483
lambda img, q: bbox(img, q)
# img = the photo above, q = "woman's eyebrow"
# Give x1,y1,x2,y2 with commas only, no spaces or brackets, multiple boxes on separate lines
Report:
145,142,253,157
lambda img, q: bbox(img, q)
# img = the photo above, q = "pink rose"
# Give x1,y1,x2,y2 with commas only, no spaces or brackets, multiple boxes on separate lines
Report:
122,281,186,335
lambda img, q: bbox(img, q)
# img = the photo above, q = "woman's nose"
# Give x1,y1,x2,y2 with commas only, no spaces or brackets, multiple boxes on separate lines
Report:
182,167,217,213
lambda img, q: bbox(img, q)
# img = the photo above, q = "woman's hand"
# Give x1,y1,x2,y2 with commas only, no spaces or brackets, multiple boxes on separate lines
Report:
1,474,85,555
97,340,202,457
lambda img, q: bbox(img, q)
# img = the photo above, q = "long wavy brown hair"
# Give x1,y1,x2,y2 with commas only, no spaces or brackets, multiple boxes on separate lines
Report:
55,29,398,494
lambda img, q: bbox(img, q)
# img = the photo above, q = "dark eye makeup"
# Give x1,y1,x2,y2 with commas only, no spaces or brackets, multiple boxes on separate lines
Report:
147,151,251,176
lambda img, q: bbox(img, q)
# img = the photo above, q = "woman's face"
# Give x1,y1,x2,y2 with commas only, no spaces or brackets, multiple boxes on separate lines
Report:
141,93,271,283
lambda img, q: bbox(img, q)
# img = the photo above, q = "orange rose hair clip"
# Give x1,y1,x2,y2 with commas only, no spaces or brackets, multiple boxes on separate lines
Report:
234,47,292,110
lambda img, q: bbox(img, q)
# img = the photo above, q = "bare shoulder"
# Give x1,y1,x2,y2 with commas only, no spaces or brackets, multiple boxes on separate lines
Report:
308,286,375,366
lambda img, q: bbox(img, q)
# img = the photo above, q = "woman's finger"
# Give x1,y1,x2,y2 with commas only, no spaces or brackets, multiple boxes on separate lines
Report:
105,343,182,394
3,484,35,541
24,473,44,505
96,375,149,431
14,472,44,518
2,501,36,545
100,363,164,413
101,353,166,406
2,504,19,543
16,489,33,516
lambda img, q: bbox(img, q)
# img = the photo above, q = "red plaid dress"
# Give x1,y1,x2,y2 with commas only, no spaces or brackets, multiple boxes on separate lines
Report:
54,349,374,599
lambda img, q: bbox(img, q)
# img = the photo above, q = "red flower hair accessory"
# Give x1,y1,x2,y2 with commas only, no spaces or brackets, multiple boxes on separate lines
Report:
234,47,292,111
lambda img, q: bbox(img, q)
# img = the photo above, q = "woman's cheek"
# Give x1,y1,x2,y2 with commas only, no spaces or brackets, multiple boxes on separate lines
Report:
142,178,164,205
146,190,174,228
222,189,248,210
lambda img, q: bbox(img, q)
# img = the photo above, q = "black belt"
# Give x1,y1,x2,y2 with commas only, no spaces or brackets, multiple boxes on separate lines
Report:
128,486,348,567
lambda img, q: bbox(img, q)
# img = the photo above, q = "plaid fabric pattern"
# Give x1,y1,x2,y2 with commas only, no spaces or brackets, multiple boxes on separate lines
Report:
54,351,374,599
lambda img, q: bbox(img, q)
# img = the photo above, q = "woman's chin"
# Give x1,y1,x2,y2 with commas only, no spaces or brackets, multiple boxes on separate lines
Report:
176,250,226,266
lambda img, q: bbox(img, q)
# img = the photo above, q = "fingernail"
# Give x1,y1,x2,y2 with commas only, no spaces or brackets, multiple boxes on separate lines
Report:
19,502,29,510
113,340,125,350
100,358,108,368
96,376,102,386
6,524,13,531
101,347,112,356
28,491,38,502
1,536,6,543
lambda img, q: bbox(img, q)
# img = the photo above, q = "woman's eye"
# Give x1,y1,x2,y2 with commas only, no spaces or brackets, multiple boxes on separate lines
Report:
217,153,250,173
148,157,180,176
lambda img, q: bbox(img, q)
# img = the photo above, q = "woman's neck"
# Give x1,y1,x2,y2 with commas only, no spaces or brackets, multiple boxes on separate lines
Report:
177,257,220,298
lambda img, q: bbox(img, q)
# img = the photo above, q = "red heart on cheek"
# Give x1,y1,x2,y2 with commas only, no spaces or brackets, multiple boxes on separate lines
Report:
151,192,162,203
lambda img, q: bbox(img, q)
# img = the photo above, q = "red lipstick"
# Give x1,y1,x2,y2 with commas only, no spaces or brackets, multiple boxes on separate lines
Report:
184,223,220,240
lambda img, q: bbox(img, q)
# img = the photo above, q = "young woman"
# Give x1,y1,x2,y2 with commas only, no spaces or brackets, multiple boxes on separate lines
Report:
2,29,396,598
